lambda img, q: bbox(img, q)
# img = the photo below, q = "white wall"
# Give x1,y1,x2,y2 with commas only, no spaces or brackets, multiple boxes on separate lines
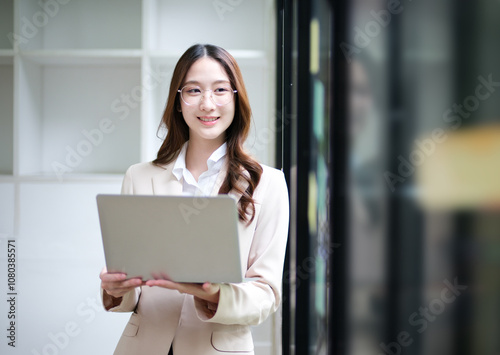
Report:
0,0,279,354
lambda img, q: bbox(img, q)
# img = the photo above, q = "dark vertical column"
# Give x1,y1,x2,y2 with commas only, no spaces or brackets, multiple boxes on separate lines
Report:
278,0,293,182
275,0,284,170
385,6,424,355
451,2,477,355
329,0,349,354
294,0,312,353
277,0,293,354
385,4,404,352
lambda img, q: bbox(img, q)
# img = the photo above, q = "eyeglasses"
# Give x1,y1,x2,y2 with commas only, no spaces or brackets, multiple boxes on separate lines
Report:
178,85,237,106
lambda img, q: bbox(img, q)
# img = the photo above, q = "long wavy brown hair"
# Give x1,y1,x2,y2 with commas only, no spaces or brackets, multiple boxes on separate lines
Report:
153,44,262,224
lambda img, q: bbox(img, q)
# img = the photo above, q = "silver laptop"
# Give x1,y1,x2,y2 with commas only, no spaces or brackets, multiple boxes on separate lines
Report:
96,194,243,283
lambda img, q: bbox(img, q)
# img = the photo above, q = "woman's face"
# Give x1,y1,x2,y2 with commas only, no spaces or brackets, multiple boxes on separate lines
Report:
180,57,235,144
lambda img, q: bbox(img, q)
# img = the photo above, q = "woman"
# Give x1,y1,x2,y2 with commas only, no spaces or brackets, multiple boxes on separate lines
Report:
99,44,289,354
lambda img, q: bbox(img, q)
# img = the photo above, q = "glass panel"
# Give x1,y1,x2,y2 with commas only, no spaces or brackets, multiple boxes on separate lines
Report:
344,1,500,355
308,1,333,353
346,0,390,353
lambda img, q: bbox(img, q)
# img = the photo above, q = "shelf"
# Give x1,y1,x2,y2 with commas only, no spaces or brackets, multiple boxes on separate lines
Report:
0,50,15,64
0,175,15,182
150,49,266,60
0,0,14,49
0,183,15,235
17,58,142,176
20,49,143,65
0,173,124,184
17,0,141,51
12,173,124,183
145,60,172,161
239,65,275,165
147,0,274,52
0,62,14,175
148,50,269,71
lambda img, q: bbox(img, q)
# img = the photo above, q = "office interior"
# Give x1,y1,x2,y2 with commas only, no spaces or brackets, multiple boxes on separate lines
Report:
1,0,500,354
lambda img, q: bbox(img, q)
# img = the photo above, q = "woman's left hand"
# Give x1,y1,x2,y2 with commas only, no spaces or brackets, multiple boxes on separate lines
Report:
145,279,220,304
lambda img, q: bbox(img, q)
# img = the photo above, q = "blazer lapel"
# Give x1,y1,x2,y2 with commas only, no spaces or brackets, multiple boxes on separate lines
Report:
210,163,228,196
211,162,250,202
151,163,183,196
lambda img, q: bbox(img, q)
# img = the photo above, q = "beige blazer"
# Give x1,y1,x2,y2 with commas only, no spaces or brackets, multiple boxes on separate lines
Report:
102,159,289,355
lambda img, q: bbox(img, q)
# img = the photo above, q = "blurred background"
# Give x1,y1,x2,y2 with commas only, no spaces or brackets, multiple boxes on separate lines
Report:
279,0,500,354
0,0,278,354
1,0,500,354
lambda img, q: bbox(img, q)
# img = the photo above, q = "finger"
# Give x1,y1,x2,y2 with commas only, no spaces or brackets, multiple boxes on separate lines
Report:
101,274,128,283
107,277,142,288
102,277,142,295
100,267,122,279
145,279,178,289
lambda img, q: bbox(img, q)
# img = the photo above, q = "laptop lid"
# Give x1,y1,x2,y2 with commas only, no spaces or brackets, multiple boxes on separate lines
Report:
96,194,243,283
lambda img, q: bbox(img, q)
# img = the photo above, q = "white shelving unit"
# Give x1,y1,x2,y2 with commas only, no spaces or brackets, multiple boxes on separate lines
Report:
0,57,14,175
17,0,142,51
0,0,14,176
3,0,276,180
16,57,142,176
0,1,278,354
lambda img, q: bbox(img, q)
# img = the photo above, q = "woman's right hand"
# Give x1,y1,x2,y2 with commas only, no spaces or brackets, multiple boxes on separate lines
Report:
100,267,143,299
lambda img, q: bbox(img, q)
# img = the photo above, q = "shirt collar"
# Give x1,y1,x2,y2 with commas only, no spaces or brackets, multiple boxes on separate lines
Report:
207,142,227,170
172,141,227,182
172,142,188,181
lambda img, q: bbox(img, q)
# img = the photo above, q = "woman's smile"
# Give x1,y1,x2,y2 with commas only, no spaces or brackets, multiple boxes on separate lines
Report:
198,116,220,124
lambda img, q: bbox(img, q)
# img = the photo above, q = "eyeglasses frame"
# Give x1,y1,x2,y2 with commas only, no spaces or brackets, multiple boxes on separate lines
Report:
177,85,238,106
